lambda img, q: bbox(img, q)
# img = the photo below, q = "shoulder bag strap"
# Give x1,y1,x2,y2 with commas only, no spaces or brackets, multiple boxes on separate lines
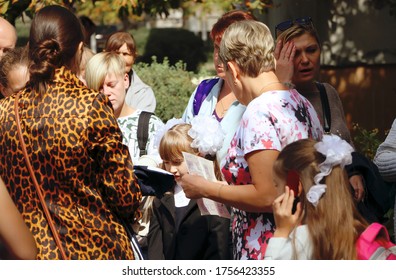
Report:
14,92,68,260
137,111,154,157
193,78,218,116
315,82,331,134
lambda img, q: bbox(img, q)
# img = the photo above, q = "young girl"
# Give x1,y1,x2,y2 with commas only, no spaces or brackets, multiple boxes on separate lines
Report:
265,134,369,259
147,118,231,260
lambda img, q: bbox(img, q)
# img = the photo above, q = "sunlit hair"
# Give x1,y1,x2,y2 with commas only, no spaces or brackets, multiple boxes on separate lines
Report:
159,124,198,163
210,10,256,47
219,20,275,77
105,31,137,58
80,46,95,71
78,46,95,84
28,5,84,95
276,21,321,49
84,51,126,91
273,138,368,260
159,123,222,181
0,46,29,96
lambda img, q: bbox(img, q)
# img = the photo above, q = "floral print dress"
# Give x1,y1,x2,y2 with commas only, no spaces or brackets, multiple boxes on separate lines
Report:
221,89,323,260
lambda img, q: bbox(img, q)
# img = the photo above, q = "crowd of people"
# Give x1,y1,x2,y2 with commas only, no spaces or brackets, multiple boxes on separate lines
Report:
0,5,394,260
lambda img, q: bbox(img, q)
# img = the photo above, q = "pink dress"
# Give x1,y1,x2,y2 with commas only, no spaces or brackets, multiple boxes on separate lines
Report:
221,89,323,260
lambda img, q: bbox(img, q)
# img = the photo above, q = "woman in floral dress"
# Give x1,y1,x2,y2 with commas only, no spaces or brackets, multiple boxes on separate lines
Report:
180,20,323,260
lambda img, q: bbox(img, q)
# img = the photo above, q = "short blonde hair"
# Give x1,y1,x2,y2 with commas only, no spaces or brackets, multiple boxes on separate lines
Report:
85,51,125,91
219,20,275,77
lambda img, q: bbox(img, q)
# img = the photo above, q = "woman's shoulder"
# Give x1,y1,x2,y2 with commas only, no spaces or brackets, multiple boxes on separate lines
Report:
322,82,340,97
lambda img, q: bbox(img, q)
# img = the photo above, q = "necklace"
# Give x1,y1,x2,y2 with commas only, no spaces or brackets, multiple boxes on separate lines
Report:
258,81,283,94
217,94,236,117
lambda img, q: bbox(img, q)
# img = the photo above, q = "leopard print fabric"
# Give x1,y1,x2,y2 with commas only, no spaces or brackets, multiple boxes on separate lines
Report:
0,67,142,259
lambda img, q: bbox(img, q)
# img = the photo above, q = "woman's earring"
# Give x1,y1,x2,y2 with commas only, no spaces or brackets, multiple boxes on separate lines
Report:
233,80,237,86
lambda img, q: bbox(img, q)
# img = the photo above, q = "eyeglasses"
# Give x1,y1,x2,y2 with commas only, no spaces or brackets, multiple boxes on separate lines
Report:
275,17,313,38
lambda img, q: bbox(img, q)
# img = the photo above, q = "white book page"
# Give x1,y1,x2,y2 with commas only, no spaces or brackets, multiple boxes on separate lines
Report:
182,152,230,219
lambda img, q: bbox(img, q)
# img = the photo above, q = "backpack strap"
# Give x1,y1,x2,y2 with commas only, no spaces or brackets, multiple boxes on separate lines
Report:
356,222,396,259
315,82,331,134
137,111,154,157
360,222,391,243
193,78,218,116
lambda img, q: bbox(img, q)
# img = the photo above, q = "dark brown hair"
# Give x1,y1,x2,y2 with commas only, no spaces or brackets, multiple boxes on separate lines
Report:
104,32,137,58
28,5,84,95
210,10,256,47
0,46,28,90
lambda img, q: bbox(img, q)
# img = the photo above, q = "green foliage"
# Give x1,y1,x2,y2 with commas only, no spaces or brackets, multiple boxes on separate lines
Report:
134,57,196,122
129,27,150,58
139,28,207,72
352,123,383,160
1,0,275,25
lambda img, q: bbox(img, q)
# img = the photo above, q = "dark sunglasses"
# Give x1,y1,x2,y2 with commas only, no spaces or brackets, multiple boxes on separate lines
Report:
275,17,313,38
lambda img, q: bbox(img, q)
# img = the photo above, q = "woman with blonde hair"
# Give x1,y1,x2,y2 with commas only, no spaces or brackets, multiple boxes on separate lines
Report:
85,51,164,258
180,20,323,260
85,51,163,165
105,31,156,112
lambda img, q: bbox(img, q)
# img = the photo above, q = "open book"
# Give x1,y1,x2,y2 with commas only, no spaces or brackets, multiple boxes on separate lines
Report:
182,152,231,219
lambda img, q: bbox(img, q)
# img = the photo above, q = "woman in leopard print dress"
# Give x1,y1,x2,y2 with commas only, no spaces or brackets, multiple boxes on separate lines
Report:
0,5,141,259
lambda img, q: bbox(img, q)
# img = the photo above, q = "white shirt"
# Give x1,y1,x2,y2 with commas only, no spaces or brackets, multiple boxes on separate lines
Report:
264,225,313,260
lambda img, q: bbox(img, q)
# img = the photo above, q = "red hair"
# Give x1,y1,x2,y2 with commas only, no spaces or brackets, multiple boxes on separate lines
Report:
210,10,256,46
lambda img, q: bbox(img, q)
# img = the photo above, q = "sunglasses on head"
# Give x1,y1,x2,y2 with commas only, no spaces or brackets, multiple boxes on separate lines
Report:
275,17,313,38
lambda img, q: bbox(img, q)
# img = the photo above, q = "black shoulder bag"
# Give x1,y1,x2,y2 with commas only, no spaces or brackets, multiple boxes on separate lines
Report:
315,82,331,134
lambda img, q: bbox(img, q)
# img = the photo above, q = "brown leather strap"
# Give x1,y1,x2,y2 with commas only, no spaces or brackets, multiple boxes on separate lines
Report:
14,92,68,260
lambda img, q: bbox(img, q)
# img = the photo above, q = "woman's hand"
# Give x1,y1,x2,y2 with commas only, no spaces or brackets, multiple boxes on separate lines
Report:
274,39,296,85
179,173,208,199
272,187,302,238
349,174,365,202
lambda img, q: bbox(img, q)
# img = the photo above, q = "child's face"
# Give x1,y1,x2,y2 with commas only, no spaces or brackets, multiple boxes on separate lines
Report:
163,158,188,182
273,172,286,196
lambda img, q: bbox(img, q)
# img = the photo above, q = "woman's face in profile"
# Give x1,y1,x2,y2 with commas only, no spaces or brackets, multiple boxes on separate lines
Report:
213,44,226,79
289,33,321,86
